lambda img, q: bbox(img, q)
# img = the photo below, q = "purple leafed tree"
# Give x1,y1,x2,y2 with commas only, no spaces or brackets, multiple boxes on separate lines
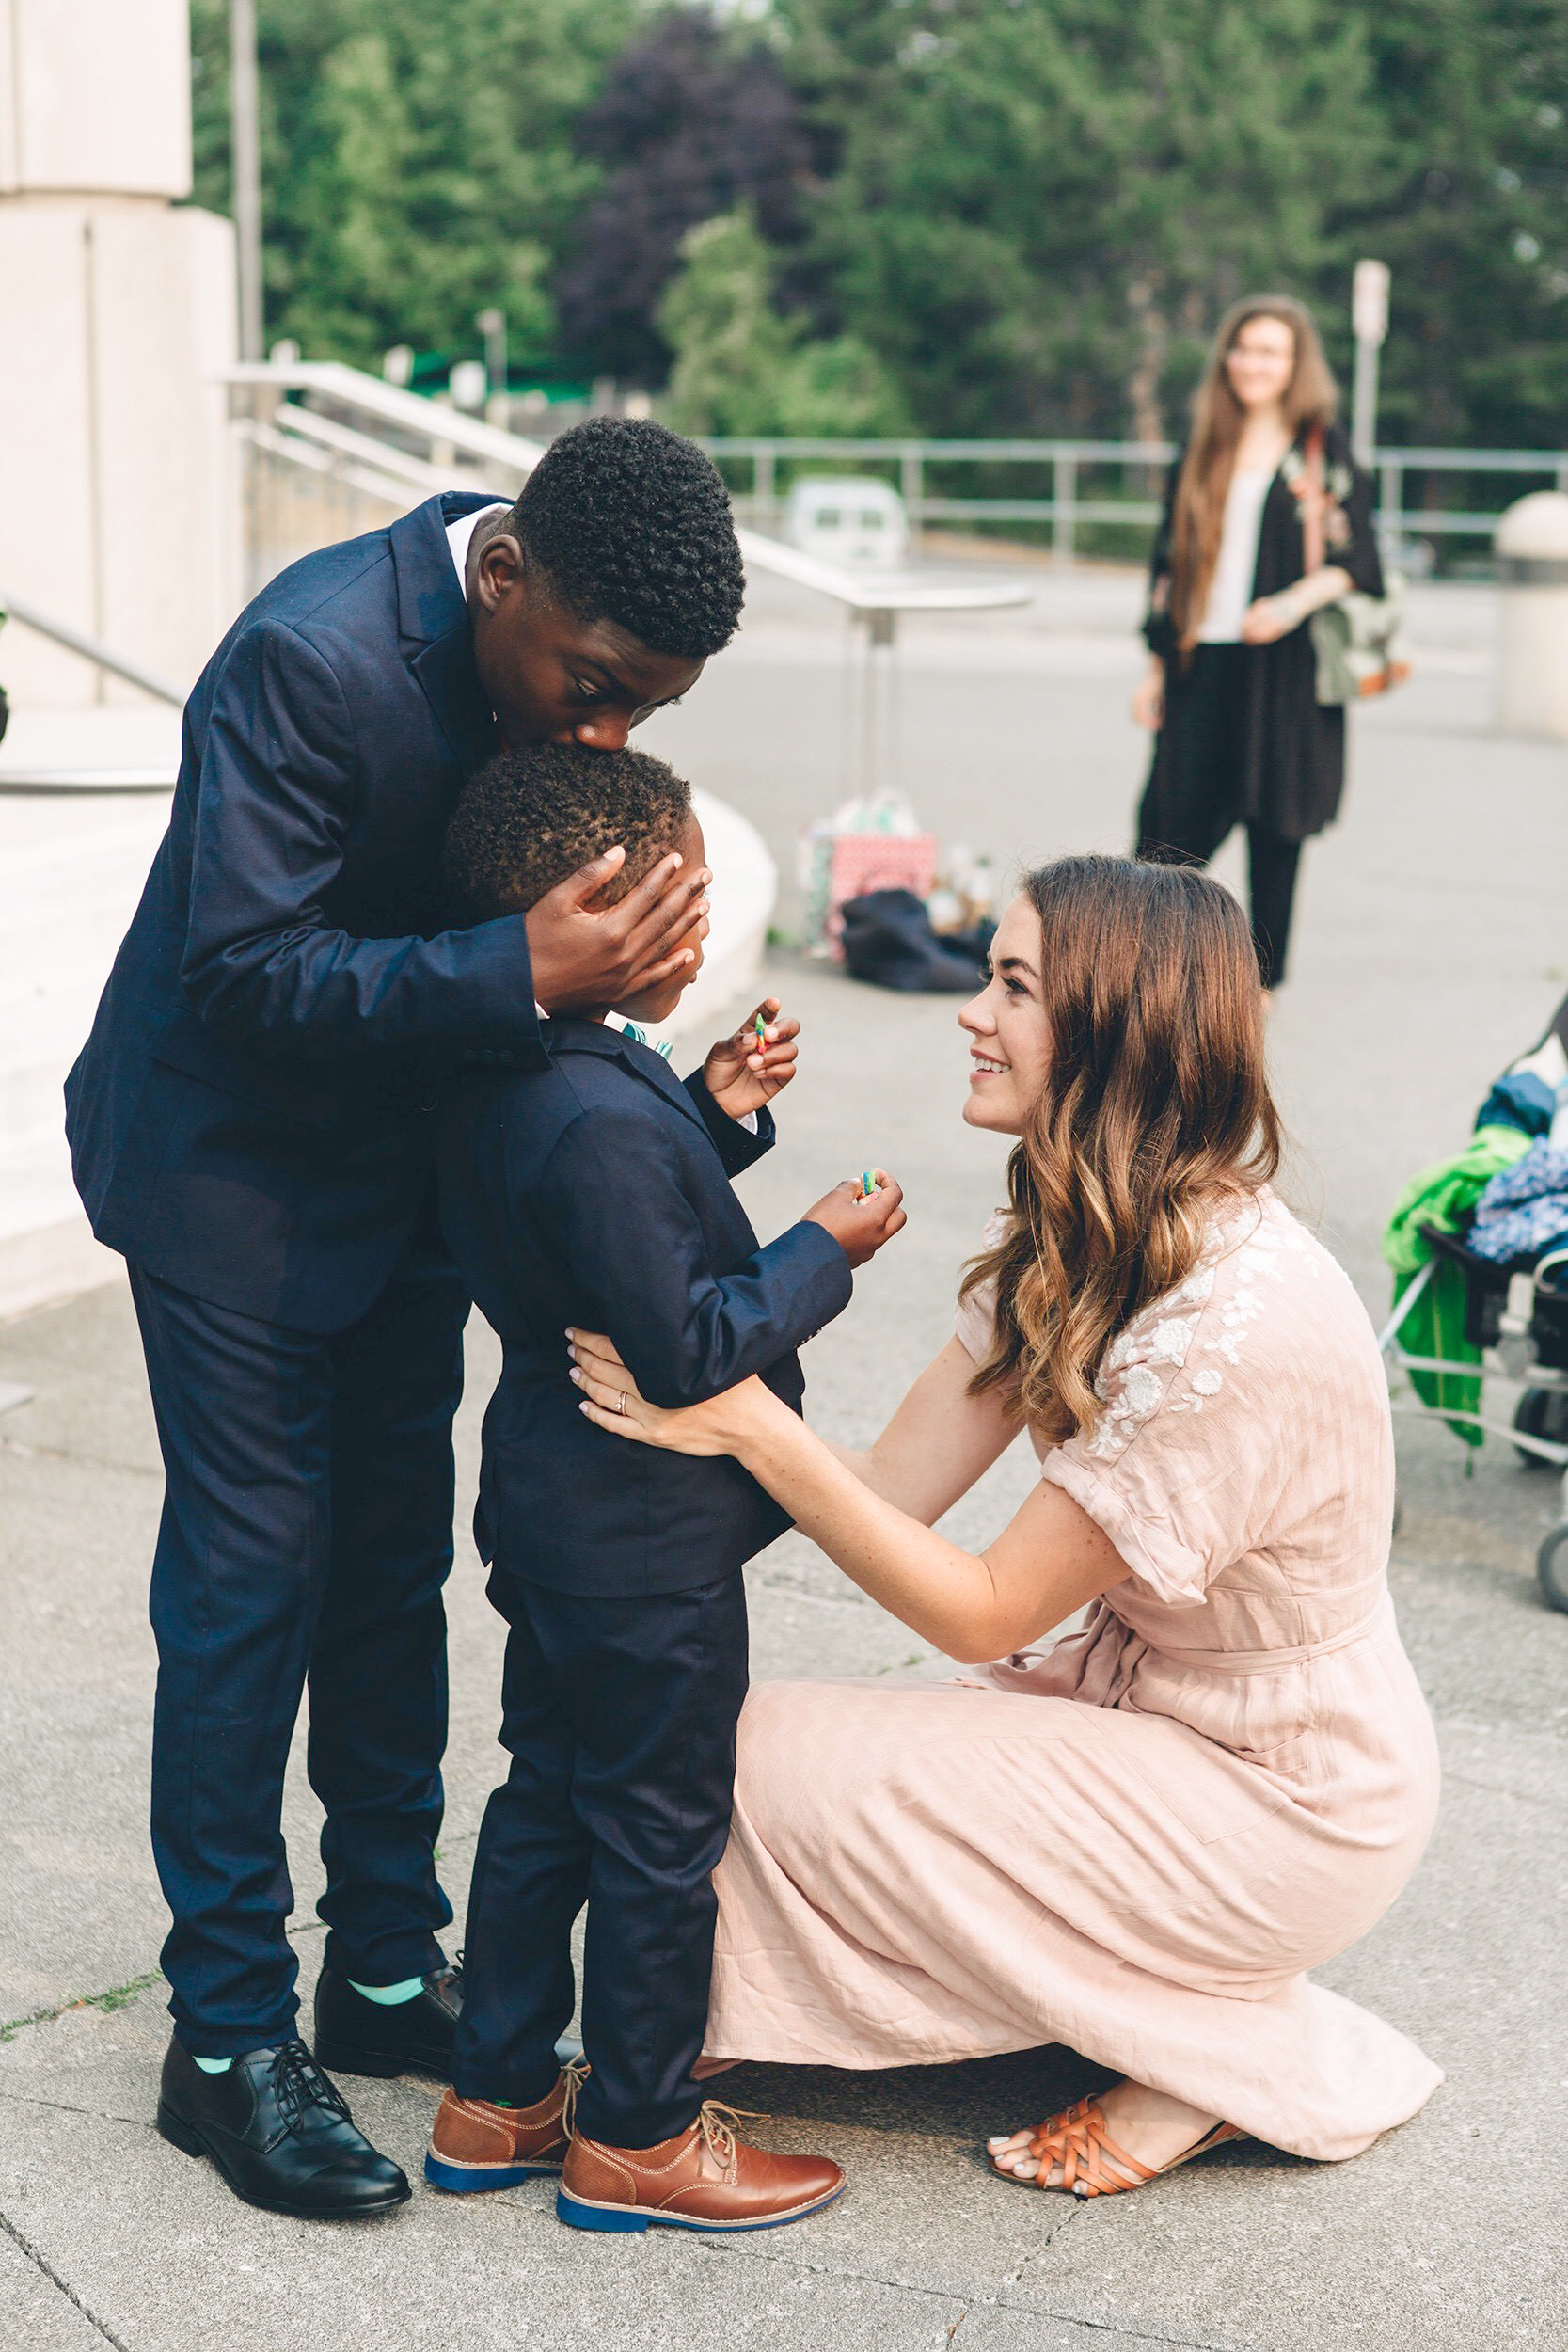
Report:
553,7,812,386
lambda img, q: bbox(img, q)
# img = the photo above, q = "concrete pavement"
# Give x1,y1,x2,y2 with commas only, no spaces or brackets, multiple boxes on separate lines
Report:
4,576,1568,2349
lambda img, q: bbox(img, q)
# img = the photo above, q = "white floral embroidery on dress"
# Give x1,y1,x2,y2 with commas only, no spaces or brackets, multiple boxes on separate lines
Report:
1168,1194,1313,1416
1083,1194,1307,1454
1085,1265,1216,1460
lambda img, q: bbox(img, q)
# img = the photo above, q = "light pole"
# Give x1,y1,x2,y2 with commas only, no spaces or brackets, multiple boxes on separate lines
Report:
1351,259,1389,471
476,308,507,421
230,0,264,362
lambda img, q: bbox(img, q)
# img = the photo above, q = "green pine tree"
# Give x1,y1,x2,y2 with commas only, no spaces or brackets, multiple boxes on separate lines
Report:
189,0,636,370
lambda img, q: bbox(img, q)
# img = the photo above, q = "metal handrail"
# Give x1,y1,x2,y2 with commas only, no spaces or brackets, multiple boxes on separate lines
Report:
1,592,185,706
224,363,1032,619
701,434,1568,469
695,433,1568,563
235,416,441,512
0,767,177,794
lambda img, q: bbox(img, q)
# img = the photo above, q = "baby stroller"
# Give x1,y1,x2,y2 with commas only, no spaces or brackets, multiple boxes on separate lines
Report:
1380,992,1568,1613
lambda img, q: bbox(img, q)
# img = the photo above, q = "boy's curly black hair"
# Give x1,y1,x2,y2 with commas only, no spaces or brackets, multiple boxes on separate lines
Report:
443,740,694,923
507,416,744,659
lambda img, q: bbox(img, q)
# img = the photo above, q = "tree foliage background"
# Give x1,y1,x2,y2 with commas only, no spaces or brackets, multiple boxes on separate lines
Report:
190,0,1568,446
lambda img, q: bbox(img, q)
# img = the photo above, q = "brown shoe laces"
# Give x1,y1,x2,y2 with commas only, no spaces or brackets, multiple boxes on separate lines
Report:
559,2055,591,2138
694,2100,766,2172
560,2072,764,2169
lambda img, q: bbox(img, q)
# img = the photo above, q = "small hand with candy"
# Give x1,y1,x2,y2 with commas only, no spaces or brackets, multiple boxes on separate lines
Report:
800,1168,906,1268
702,996,800,1122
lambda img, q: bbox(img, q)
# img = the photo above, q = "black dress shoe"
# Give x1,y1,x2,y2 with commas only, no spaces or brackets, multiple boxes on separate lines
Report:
312,1962,462,2082
156,2035,410,2218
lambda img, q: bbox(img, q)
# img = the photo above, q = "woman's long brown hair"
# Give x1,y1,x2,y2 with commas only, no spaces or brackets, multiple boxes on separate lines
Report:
959,856,1282,1446
1169,294,1338,651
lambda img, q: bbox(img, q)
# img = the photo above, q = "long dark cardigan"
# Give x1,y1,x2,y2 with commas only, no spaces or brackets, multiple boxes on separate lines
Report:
1141,422,1384,844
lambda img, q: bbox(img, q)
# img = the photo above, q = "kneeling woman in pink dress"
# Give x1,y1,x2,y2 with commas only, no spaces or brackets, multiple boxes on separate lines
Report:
570,853,1441,2199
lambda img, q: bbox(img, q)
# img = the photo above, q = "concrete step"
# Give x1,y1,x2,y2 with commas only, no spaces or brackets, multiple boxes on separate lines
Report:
0,725,168,1319
0,802,167,900
0,1127,78,1244
0,898,145,1004
0,1130,117,1321
0,703,182,782
0,832,162,926
0,789,166,1019
0,981,100,1143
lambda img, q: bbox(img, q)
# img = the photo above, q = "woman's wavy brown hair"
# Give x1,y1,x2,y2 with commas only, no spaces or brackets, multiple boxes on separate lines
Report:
958,855,1282,1446
1169,294,1338,652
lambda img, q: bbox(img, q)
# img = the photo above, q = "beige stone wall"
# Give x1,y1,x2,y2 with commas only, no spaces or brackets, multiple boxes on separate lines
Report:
0,199,239,703
0,1,238,706
0,0,192,197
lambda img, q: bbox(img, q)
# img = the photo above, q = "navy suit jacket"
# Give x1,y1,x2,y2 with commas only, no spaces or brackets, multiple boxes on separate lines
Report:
63,492,763,1333
438,1020,854,1597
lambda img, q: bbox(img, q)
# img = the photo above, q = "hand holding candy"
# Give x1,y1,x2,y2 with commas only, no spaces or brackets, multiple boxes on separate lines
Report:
703,996,800,1122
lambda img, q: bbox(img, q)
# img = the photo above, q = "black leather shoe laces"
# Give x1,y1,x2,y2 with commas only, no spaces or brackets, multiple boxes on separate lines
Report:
272,2036,352,2133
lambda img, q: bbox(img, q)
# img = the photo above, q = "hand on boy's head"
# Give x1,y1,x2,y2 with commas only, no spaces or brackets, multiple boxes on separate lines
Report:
525,844,711,1017
801,1170,906,1270
703,998,800,1122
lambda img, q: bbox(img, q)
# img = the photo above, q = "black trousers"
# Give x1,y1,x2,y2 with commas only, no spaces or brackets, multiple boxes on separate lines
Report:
129,1214,467,2058
451,1569,750,2150
1136,642,1304,987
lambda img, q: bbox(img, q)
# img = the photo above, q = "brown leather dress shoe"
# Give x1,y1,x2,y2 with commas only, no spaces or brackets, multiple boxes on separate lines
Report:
424,2061,583,2194
557,2101,845,2234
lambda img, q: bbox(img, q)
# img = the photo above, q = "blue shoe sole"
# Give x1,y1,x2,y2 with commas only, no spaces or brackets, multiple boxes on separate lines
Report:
424,2153,561,2194
555,2181,845,2234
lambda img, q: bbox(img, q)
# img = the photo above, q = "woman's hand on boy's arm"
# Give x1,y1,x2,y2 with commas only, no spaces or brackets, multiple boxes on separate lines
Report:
570,1326,1119,1661
568,1330,772,1458
702,998,800,1121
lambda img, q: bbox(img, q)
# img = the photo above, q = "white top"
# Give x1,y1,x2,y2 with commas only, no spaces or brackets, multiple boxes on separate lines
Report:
446,501,536,1012
446,501,511,591
1196,466,1272,643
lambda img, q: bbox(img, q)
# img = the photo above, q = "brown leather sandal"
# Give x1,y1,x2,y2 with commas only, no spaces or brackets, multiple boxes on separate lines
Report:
990,2093,1247,2198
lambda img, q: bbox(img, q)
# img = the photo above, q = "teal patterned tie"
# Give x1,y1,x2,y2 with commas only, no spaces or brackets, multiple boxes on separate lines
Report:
619,1021,673,1061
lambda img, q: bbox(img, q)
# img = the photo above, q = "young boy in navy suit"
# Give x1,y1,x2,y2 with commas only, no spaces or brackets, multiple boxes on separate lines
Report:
427,742,905,2233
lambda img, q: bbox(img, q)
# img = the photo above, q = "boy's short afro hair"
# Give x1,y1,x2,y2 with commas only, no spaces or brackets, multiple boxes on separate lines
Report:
443,740,693,924
508,415,744,660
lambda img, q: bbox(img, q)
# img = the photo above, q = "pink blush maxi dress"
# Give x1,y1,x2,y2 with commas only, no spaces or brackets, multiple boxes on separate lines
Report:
705,1189,1443,2161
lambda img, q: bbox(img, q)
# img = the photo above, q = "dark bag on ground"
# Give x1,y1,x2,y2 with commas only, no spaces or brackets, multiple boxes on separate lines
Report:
838,889,992,993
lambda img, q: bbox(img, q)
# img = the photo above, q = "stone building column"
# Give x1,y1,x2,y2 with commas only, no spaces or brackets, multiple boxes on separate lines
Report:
0,0,239,703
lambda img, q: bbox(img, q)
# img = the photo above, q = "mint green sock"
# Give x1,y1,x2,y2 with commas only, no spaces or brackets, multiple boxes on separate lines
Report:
194,2055,233,2074
348,1974,427,2006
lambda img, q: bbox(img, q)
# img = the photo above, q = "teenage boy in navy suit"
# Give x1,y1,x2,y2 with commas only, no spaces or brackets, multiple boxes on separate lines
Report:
65,421,767,2218
426,742,905,2233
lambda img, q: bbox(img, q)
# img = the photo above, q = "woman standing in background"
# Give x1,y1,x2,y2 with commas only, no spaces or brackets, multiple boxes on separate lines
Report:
1132,295,1383,991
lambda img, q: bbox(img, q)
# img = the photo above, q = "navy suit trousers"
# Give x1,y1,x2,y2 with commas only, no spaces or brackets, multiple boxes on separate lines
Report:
451,1570,749,2148
129,1210,467,2056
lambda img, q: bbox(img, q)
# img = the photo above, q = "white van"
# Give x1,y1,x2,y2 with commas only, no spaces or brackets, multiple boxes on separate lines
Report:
785,476,909,570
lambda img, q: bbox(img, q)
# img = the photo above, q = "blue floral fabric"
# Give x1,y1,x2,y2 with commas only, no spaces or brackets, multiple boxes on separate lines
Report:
1469,1140,1568,1265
